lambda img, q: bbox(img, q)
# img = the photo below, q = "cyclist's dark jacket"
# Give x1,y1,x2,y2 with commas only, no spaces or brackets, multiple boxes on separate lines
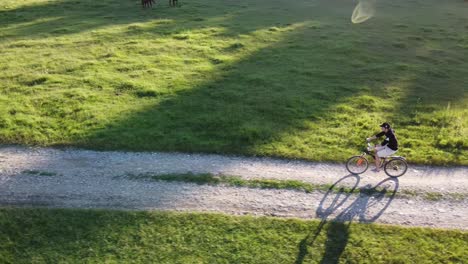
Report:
376,130,398,151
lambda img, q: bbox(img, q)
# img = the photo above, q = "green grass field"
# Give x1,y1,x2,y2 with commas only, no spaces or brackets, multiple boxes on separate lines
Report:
0,209,466,263
1,0,467,164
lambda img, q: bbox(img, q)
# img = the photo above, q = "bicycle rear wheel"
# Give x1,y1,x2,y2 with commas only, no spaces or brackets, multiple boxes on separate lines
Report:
384,158,408,177
346,155,369,175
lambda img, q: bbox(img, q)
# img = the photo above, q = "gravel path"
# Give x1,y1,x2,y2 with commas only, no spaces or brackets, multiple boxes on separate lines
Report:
0,146,467,230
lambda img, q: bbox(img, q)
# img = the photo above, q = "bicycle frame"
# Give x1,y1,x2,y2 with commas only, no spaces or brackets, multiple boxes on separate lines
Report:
346,142,408,177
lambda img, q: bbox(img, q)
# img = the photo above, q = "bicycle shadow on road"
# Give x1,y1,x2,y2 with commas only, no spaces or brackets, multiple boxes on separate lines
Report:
295,174,399,264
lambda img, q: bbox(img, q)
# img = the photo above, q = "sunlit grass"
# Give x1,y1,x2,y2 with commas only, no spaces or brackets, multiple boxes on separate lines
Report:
0,0,467,164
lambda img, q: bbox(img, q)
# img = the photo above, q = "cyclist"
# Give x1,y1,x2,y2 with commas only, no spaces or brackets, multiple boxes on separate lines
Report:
366,122,398,172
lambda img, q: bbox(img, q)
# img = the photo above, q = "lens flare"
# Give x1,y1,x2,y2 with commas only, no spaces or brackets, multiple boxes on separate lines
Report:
351,0,376,24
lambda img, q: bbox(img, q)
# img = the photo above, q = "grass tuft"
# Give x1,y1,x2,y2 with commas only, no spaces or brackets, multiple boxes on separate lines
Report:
129,172,330,193
128,173,467,201
22,170,58,176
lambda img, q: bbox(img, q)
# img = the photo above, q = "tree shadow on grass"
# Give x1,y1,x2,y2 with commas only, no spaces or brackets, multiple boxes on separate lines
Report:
0,208,217,262
74,0,468,159
67,0,466,161
1,0,466,163
1,0,147,39
0,0,350,42
0,0,372,158
0,208,138,261
295,175,399,264
76,21,376,157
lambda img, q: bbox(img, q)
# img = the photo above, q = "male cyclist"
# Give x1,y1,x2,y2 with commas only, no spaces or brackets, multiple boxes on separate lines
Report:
366,122,398,172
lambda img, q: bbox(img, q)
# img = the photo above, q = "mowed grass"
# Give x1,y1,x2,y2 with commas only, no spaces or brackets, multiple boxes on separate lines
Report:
0,0,467,164
0,209,467,263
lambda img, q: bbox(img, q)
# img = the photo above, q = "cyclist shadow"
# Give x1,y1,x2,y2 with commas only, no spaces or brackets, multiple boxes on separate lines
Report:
295,174,399,264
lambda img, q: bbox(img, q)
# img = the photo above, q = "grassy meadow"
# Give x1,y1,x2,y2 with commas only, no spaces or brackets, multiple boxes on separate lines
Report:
0,209,467,263
0,0,467,164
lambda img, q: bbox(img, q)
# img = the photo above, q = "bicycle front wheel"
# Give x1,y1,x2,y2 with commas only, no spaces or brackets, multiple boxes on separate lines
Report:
346,155,369,175
384,158,408,177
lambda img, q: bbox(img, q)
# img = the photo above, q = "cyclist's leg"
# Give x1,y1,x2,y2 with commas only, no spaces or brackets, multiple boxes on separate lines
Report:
374,154,381,171
373,145,383,171
375,146,397,171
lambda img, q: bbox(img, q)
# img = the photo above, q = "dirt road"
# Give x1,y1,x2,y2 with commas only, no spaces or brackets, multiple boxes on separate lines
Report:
1,146,467,229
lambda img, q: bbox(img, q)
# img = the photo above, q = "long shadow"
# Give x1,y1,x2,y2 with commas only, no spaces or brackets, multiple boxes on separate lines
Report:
67,0,466,160
2,0,466,162
0,208,143,261
79,22,373,154
295,175,399,264
0,0,344,42
351,0,468,162
295,174,360,264
373,0,468,116
1,0,149,40
1,0,372,157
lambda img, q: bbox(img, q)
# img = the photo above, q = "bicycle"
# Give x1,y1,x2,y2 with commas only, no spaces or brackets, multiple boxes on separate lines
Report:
346,143,408,177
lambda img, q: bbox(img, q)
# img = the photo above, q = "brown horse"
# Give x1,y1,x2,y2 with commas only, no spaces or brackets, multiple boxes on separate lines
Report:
142,0,156,8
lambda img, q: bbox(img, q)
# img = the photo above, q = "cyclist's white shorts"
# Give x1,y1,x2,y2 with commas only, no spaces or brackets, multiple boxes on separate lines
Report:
377,146,397,158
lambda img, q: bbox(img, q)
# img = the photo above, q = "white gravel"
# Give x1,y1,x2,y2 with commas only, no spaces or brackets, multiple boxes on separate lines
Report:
0,146,467,230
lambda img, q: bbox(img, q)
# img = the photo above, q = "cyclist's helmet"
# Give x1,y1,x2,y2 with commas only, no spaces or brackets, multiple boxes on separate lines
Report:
380,122,391,129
